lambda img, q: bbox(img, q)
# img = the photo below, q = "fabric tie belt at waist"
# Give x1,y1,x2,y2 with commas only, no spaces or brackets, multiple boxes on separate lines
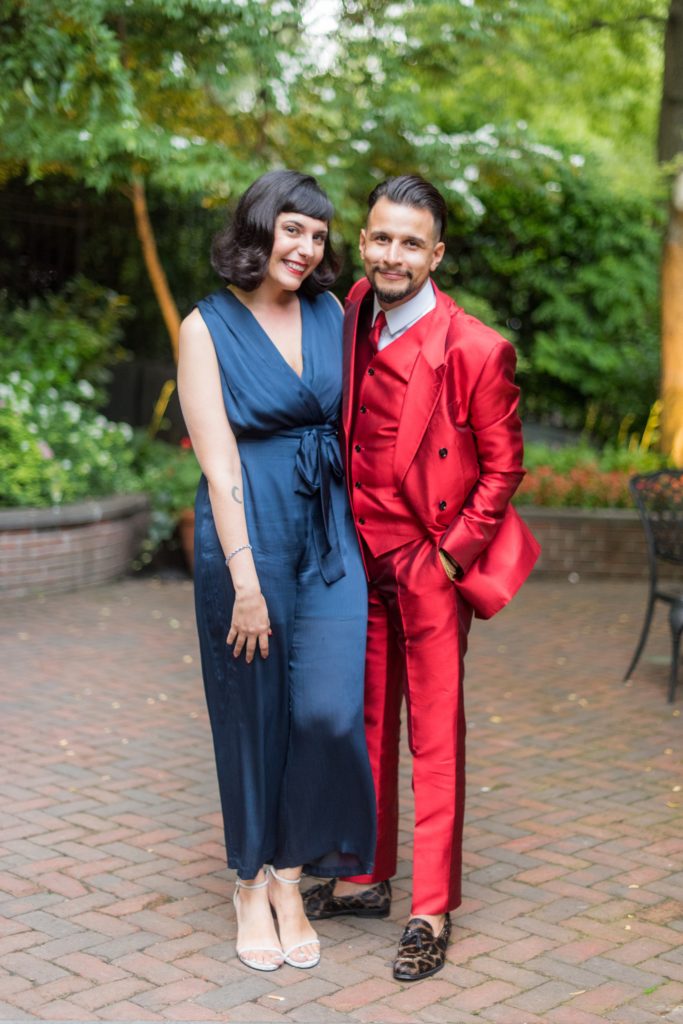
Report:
240,425,346,585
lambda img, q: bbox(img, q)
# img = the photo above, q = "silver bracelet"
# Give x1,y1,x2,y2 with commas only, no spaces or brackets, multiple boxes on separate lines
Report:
225,543,252,566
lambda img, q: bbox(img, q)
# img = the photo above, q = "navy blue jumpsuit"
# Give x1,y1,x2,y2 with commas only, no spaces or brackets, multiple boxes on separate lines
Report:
193,288,376,880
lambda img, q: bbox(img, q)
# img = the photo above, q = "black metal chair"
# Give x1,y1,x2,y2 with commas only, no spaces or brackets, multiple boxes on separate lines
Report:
624,470,683,702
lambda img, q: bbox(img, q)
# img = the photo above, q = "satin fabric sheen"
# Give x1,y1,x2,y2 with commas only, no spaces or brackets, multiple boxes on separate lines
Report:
341,282,539,913
350,535,473,914
192,288,376,879
342,280,539,618
350,304,438,556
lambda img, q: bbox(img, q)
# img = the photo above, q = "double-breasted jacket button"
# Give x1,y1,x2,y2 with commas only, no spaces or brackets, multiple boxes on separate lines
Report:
359,517,366,525
355,481,362,489
439,447,448,458
354,444,362,452
368,368,375,376
439,500,447,511
360,404,367,414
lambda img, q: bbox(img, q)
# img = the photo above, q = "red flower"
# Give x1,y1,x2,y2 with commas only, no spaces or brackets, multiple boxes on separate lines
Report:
180,436,192,450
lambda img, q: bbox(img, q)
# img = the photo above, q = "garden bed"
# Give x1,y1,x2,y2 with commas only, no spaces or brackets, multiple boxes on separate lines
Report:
0,494,149,602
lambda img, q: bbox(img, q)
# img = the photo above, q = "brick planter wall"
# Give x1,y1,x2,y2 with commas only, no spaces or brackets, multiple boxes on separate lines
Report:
0,494,149,602
518,506,648,579
0,500,655,598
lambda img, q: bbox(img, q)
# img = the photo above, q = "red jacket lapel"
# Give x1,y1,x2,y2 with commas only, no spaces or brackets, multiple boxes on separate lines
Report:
393,286,455,485
342,278,372,442
342,279,458,482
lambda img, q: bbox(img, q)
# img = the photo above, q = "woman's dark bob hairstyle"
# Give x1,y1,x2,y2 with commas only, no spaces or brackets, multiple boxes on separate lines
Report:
211,170,340,296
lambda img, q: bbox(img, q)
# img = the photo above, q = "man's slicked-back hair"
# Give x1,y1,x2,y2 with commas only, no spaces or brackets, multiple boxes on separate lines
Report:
211,169,340,295
367,175,448,242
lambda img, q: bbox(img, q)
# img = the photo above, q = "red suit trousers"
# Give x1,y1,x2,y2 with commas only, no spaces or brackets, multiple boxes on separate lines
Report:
347,535,473,915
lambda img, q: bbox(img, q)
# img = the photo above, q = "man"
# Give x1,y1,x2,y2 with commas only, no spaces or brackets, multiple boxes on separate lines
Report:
303,175,540,981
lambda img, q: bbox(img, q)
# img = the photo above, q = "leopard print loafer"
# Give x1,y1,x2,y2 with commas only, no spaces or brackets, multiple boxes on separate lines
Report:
392,913,451,981
302,878,391,920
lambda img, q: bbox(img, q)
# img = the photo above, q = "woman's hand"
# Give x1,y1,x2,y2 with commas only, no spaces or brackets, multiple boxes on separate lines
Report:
227,587,271,663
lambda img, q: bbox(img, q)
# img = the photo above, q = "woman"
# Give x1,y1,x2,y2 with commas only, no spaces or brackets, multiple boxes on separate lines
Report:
177,170,376,972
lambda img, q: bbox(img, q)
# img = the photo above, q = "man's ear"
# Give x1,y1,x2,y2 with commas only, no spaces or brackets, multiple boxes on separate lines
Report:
430,240,445,272
359,228,367,258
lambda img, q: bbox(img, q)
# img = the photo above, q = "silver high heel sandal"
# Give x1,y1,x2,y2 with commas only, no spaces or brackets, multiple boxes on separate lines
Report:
269,867,321,968
232,875,284,972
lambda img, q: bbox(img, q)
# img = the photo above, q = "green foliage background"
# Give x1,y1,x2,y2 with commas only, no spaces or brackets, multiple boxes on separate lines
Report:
0,0,670,441
0,280,139,505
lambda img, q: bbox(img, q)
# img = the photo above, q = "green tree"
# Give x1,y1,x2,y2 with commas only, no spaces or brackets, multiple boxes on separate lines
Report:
0,0,670,440
283,0,664,435
0,0,303,359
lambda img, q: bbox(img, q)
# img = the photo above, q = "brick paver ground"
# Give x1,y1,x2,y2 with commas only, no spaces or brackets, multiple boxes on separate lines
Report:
1,575,681,1024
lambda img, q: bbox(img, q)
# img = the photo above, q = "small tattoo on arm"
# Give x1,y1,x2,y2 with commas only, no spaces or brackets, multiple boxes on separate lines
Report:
231,486,243,504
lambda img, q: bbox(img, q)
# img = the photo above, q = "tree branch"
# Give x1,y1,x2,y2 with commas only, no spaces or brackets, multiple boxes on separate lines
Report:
571,14,667,36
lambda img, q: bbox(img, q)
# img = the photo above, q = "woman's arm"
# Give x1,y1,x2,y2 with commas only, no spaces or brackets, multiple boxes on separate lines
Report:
177,308,270,663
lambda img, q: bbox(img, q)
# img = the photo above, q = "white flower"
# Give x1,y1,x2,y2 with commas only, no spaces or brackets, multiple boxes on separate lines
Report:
77,380,96,400
62,401,81,424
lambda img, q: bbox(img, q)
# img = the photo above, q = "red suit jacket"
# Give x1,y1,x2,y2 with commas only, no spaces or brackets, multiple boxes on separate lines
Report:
341,278,540,619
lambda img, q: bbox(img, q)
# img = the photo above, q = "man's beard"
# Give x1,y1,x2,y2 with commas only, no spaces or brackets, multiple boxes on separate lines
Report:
369,267,416,306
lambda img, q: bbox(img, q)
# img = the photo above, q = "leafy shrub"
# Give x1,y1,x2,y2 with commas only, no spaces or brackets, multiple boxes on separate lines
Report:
516,442,669,509
0,280,139,507
0,402,60,507
439,133,663,439
133,438,201,560
0,374,139,506
0,276,132,405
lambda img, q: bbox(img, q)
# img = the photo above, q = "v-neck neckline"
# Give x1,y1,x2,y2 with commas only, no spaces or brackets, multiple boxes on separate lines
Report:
225,288,307,382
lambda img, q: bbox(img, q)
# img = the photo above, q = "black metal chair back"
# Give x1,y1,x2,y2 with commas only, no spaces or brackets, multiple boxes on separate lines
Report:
629,471,683,567
626,469,683,701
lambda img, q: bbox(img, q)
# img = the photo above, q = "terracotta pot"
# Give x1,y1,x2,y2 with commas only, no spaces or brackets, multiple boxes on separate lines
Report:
178,508,195,575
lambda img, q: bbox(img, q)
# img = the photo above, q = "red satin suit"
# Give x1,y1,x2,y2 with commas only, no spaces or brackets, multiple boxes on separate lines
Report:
341,278,540,914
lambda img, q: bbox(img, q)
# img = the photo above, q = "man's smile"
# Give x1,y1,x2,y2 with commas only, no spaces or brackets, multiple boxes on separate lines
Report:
375,267,411,280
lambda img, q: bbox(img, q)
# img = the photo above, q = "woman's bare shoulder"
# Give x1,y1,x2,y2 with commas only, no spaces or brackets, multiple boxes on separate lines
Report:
180,306,211,344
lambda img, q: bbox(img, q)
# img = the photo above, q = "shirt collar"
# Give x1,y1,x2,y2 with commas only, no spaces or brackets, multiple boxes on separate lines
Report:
372,279,435,337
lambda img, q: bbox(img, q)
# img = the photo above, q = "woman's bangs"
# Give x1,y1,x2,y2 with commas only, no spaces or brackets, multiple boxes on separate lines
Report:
281,180,334,224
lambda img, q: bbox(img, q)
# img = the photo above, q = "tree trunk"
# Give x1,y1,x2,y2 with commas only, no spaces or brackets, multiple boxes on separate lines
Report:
129,175,181,364
658,0,683,458
661,175,683,461
658,0,683,163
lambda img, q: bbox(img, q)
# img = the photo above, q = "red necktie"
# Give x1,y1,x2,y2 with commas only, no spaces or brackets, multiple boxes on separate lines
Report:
368,311,387,353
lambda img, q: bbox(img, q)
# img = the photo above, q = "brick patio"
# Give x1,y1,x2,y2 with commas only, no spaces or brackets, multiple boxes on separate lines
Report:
1,575,681,1023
